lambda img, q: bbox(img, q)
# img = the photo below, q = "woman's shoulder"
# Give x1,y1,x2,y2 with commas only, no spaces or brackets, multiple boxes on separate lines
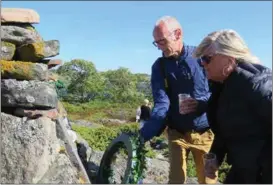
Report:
232,62,272,97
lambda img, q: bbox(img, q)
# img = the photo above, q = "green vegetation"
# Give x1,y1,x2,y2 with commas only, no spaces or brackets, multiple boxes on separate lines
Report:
54,59,152,104
72,123,139,151
62,101,137,122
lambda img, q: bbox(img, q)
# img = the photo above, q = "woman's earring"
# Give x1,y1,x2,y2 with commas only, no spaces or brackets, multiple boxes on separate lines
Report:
222,66,230,77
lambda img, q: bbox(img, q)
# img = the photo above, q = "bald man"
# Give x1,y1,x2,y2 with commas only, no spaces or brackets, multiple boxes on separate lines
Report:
140,16,216,184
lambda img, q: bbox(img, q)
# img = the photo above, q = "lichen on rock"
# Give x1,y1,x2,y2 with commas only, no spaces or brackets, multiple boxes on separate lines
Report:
0,60,48,81
1,41,16,60
16,40,60,62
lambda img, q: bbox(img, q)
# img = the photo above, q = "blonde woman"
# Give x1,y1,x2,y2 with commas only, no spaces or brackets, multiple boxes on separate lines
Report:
193,29,272,184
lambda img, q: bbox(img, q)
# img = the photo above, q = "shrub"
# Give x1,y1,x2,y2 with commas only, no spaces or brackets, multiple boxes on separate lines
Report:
62,101,139,122
145,149,157,158
72,123,139,151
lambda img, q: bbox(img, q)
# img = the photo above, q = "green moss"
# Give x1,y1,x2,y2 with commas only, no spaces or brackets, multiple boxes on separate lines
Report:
58,146,67,154
32,42,45,57
25,25,36,31
17,42,45,62
2,41,15,48
0,60,34,80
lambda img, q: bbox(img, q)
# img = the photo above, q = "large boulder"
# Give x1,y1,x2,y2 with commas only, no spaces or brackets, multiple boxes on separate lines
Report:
16,40,60,62
75,132,93,168
143,158,169,183
37,154,79,183
1,113,60,183
55,118,91,183
1,60,48,81
1,79,58,109
1,24,43,46
1,8,40,24
1,42,16,60
57,101,68,118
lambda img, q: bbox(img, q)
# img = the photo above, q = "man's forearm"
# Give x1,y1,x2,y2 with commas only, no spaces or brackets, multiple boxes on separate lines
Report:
140,102,169,141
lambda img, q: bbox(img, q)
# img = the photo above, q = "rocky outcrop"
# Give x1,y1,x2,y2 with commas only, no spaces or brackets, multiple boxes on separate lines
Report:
1,8,40,24
1,24,43,46
1,79,57,108
1,8,90,184
0,8,61,69
37,154,79,183
1,113,60,183
16,40,60,62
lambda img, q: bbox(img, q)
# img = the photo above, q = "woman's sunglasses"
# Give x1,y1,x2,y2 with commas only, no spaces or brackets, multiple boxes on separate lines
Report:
201,55,213,64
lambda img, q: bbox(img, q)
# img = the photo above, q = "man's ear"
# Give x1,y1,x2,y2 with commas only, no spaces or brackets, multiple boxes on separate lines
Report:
175,29,182,40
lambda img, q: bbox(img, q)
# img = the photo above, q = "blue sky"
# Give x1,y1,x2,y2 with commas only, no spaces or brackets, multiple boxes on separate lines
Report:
2,1,272,74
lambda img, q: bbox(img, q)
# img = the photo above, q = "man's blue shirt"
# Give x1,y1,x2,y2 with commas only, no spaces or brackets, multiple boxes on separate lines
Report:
140,44,211,141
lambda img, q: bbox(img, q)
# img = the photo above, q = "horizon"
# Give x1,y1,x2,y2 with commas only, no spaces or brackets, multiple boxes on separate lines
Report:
2,1,272,74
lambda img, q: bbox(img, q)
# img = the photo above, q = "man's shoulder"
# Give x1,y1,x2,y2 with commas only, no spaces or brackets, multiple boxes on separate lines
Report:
184,44,198,60
185,44,197,52
151,57,163,70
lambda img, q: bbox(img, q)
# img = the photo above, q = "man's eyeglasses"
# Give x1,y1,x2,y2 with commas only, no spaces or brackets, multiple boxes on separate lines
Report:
152,29,178,47
153,38,168,47
201,55,213,64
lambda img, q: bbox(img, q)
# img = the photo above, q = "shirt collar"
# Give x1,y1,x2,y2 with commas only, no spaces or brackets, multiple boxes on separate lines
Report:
162,43,187,61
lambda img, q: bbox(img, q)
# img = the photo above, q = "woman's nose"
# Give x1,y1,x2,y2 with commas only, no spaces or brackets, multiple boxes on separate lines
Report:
200,60,206,66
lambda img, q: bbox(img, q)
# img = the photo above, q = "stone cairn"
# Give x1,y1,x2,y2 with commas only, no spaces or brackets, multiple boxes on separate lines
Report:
1,8,91,183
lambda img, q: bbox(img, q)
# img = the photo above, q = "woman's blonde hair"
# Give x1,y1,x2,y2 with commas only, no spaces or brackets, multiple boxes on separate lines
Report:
193,29,260,64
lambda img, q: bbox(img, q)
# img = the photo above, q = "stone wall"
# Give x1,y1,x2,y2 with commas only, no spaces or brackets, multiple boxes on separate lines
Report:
1,8,90,184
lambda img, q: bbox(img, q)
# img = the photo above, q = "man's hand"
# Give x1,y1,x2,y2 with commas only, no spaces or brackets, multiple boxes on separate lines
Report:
180,98,199,114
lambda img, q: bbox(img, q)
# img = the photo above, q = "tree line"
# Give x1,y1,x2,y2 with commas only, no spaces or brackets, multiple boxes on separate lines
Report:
52,59,152,104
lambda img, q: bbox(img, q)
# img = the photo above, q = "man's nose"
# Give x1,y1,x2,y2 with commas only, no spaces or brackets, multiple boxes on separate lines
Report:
157,44,166,50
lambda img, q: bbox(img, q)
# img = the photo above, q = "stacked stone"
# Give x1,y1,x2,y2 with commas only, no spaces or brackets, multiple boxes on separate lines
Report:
1,8,63,118
1,8,90,184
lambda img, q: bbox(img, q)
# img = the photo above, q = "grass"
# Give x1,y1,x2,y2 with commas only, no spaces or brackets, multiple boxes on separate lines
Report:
62,100,137,123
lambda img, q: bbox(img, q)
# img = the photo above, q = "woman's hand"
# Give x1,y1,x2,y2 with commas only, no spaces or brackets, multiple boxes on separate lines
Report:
204,160,219,178
180,98,199,114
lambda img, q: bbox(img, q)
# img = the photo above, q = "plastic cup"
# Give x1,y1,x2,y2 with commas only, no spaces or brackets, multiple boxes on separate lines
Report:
203,153,218,184
178,93,191,114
